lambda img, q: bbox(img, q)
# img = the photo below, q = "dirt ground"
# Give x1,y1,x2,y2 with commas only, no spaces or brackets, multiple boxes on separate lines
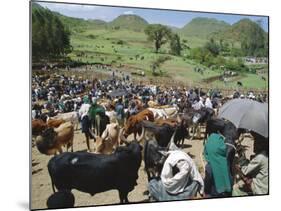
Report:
31,129,254,210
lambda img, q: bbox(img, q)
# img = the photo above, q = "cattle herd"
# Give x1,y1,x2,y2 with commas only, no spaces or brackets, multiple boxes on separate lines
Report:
31,69,268,208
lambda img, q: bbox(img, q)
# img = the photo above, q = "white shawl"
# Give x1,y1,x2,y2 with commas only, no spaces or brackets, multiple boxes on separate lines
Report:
161,150,204,195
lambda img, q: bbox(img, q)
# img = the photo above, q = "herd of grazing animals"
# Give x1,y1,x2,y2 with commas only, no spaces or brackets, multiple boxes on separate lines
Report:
31,72,266,208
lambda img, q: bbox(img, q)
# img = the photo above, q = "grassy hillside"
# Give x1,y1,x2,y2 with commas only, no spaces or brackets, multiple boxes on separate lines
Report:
180,17,231,38
108,14,148,32
211,18,267,42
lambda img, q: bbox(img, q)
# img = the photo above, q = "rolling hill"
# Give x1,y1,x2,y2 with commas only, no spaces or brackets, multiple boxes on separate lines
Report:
179,17,231,38
211,18,268,42
108,14,149,31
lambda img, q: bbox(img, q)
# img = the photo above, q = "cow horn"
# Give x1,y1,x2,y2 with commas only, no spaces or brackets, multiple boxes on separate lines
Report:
137,126,145,143
168,131,179,151
177,114,181,123
119,128,129,145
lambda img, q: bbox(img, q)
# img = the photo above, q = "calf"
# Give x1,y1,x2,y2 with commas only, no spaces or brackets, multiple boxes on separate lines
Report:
48,141,142,203
36,122,74,155
94,123,120,154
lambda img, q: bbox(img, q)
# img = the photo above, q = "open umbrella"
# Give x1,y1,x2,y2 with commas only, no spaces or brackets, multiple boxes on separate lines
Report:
218,98,268,138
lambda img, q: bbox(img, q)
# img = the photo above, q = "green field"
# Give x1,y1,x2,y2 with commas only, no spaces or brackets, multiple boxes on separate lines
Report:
66,28,268,89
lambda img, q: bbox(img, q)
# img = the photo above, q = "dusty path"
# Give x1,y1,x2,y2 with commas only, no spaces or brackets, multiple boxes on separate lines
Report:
31,129,253,210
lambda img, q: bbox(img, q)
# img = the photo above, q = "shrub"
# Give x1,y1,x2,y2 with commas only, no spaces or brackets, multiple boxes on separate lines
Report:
116,40,124,45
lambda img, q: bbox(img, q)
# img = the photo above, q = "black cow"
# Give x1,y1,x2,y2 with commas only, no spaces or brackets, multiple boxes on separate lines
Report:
143,139,167,181
174,117,190,147
141,120,175,147
142,131,179,182
47,191,75,209
48,141,142,203
237,81,243,87
189,107,215,140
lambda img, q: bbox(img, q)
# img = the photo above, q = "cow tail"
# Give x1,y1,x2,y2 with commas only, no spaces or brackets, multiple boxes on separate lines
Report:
48,161,56,193
51,178,56,193
48,172,56,193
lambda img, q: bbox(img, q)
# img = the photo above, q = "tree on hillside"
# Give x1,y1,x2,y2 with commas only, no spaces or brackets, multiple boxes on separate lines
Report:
144,24,172,53
170,33,182,56
32,6,71,61
241,21,267,57
204,38,220,56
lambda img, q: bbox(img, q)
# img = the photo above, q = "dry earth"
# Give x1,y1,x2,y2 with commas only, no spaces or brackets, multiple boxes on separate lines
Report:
31,129,254,210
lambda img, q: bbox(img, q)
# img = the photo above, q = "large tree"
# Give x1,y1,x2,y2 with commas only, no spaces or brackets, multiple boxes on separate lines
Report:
144,24,172,53
170,33,182,56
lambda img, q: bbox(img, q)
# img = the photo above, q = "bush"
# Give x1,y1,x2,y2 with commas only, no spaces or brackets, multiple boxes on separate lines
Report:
87,34,97,39
225,58,248,72
116,40,124,45
204,38,220,56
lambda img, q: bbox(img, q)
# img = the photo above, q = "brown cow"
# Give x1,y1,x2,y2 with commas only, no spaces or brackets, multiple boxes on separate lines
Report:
123,109,154,139
154,117,178,127
47,119,66,128
36,122,74,155
32,119,47,136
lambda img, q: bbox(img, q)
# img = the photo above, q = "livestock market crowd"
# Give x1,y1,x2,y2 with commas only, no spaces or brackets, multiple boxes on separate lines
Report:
31,70,269,209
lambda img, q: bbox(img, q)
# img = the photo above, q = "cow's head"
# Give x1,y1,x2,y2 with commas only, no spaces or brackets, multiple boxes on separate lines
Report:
123,116,138,137
119,126,145,145
36,128,57,155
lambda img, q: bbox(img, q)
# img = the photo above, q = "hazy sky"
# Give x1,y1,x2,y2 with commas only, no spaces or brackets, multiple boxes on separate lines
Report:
37,1,268,31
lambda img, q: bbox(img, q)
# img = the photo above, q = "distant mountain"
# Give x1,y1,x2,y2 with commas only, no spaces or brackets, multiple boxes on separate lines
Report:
88,19,107,26
109,15,149,31
52,13,107,33
212,18,267,41
167,25,180,32
180,17,231,38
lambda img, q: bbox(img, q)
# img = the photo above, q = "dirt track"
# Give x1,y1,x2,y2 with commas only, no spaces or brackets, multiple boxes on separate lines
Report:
31,129,253,210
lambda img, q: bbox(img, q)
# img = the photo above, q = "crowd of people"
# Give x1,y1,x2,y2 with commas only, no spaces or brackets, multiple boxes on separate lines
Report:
31,70,268,207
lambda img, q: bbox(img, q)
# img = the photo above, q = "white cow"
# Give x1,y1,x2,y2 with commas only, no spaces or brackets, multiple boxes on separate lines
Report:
148,107,178,119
